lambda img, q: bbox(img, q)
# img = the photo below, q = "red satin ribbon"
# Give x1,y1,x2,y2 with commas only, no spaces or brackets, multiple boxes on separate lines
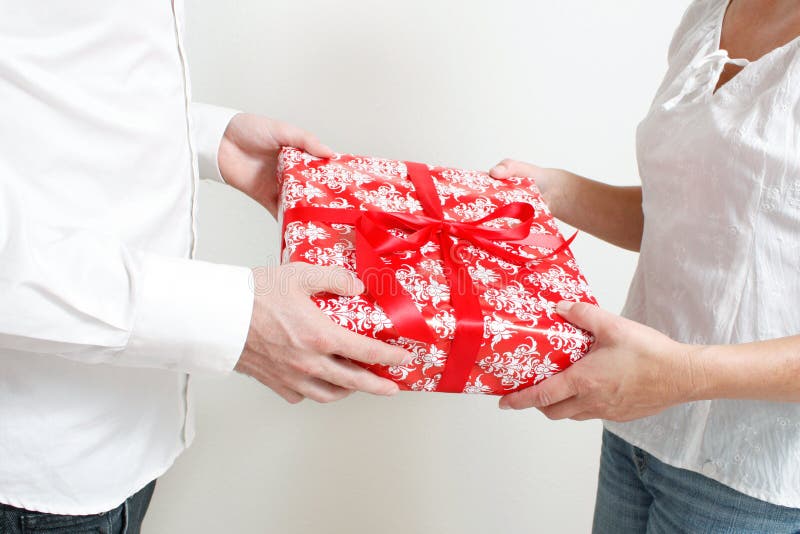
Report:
282,161,574,393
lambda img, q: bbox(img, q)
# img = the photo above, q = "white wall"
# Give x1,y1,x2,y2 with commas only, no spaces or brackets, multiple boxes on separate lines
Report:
145,2,690,533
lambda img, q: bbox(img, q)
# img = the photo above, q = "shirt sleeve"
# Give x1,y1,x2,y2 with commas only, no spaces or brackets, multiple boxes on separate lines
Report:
0,208,255,374
191,102,240,184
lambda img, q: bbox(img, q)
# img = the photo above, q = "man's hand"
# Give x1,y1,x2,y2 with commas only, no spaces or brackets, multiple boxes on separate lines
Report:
218,113,334,216
236,262,413,404
499,302,707,422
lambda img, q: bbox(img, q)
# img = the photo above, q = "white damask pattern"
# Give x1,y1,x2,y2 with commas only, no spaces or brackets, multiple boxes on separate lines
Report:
431,309,456,339
277,147,597,396
547,322,593,363
281,175,325,210
302,165,374,194
316,296,393,335
468,261,500,286
354,184,424,213
483,281,546,324
484,313,517,349
452,197,498,221
464,375,494,395
303,240,355,269
479,337,552,390
347,156,410,182
395,265,450,308
526,265,592,301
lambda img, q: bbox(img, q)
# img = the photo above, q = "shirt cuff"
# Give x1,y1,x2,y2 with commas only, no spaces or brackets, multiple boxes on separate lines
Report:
191,102,241,184
120,253,254,374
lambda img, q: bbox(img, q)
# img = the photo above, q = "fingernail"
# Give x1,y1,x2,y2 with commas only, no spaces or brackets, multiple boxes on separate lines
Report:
556,301,574,314
351,276,365,294
401,353,415,365
499,399,512,410
491,165,506,175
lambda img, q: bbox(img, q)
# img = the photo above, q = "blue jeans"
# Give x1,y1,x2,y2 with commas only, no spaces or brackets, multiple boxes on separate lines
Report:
593,430,800,533
0,480,155,534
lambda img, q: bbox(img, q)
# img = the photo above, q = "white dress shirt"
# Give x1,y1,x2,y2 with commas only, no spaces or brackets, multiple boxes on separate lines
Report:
606,0,800,507
0,1,254,514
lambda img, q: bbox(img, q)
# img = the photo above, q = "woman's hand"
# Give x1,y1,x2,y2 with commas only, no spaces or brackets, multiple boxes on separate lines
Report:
489,158,645,251
490,159,569,214
499,302,708,422
218,113,334,217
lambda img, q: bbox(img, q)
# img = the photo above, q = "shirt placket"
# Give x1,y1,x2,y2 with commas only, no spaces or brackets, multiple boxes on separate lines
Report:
169,0,198,446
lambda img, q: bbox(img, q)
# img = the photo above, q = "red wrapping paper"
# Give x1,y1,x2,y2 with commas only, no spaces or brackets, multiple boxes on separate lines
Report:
278,147,597,395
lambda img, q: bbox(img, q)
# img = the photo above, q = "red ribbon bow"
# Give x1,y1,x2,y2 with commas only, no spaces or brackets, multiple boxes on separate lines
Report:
282,161,573,393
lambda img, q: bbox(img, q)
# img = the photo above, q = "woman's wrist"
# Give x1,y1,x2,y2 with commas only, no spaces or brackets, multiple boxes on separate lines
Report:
685,339,800,403
490,159,643,250
680,342,770,403
535,167,571,219
680,344,717,402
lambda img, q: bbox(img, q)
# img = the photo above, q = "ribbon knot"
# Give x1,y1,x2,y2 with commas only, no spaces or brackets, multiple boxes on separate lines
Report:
282,160,573,393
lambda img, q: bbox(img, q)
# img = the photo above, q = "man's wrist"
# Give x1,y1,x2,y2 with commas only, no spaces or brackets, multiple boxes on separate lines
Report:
191,103,241,183
120,254,255,374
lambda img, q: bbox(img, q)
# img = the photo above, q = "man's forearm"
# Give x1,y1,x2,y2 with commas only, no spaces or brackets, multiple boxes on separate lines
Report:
546,171,643,252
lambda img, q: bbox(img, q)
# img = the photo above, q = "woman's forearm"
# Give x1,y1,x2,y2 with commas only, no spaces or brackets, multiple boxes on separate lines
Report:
499,304,800,418
490,161,643,251
693,336,800,403
545,170,644,252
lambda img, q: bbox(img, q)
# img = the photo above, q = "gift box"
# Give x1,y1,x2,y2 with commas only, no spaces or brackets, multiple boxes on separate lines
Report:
278,147,597,395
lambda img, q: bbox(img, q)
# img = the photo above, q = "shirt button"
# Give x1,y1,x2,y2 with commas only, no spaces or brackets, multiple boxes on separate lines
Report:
701,461,717,478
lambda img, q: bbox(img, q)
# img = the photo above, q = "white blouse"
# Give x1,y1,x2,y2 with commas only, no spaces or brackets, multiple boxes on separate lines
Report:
605,0,800,507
